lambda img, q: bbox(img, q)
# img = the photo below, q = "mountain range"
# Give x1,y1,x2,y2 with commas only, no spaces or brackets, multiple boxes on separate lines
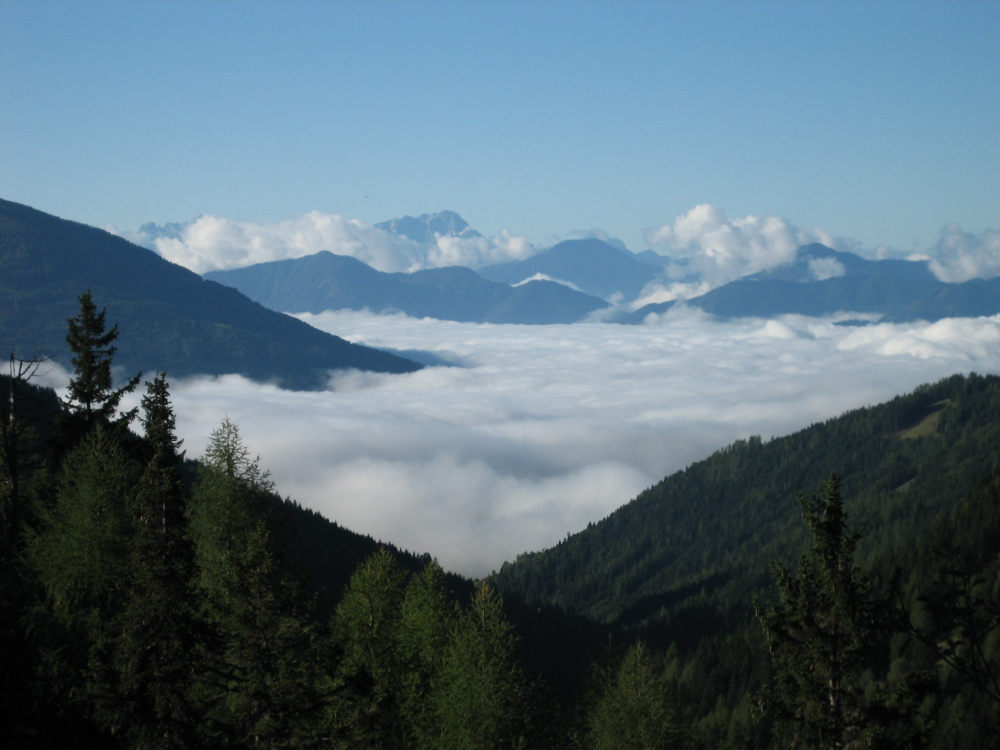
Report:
201,210,1000,325
623,243,1000,323
476,237,663,301
0,198,420,389
205,251,610,324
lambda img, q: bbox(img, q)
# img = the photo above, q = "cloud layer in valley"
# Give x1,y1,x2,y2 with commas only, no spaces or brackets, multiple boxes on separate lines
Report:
126,310,1000,578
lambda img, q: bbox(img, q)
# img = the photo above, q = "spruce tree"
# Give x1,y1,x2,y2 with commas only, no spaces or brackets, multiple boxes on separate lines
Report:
115,373,200,749
755,474,897,749
26,426,137,733
64,290,140,435
397,559,458,749
328,547,409,749
431,582,531,750
588,641,694,750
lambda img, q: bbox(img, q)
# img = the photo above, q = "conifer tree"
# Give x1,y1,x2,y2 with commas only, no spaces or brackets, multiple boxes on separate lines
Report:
588,641,694,750
431,582,531,750
756,474,896,749
115,373,200,749
397,559,458,749
64,290,140,434
189,417,323,748
329,547,409,749
26,425,137,732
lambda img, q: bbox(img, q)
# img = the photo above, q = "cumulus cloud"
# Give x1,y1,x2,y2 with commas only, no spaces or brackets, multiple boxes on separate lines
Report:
927,223,1000,282
115,212,535,274
426,229,535,269
126,310,1000,578
644,204,843,288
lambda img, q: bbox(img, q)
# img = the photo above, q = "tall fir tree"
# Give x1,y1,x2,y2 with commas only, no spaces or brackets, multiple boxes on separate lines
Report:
755,474,910,750
115,373,200,749
63,290,140,437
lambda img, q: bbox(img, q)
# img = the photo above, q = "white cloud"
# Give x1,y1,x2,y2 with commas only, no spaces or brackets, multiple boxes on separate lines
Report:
629,279,712,309
115,212,535,274
146,310,1000,578
808,257,846,281
837,316,1000,360
426,229,535,269
644,204,844,287
927,223,1000,282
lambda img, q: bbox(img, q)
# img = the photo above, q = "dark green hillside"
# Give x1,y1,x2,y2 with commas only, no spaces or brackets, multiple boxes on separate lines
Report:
492,373,1000,631
0,199,419,388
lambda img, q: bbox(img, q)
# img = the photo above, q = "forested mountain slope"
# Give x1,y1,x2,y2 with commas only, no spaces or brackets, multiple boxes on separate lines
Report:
492,373,1000,630
205,250,610,324
0,199,419,388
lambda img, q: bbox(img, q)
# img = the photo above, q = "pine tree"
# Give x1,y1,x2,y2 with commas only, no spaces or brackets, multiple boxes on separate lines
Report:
588,641,694,750
63,290,140,435
755,474,898,749
115,373,200,749
189,417,324,748
397,559,458,749
328,547,409,749
25,426,137,733
431,582,531,750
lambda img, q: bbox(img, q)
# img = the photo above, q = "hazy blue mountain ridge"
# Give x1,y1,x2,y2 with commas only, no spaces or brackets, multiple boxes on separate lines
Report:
205,250,610,324
477,237,663,301
0,198,420,388
625,243,1000,322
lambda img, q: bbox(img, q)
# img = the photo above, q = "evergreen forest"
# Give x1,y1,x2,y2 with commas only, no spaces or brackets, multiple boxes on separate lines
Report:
2,292,998,749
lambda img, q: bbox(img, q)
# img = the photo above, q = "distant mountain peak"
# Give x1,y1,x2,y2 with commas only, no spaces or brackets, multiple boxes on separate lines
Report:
375,210,480,244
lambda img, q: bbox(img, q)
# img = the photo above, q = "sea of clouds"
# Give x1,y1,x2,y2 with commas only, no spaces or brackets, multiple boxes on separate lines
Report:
121,309,1000,578
97,204,1000,576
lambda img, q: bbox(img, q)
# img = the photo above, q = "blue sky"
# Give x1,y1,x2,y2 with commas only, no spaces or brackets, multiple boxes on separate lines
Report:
2,0,997,255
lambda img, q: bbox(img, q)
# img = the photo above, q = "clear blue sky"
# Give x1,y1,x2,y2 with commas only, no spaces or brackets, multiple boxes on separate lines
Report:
2,0,997,253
